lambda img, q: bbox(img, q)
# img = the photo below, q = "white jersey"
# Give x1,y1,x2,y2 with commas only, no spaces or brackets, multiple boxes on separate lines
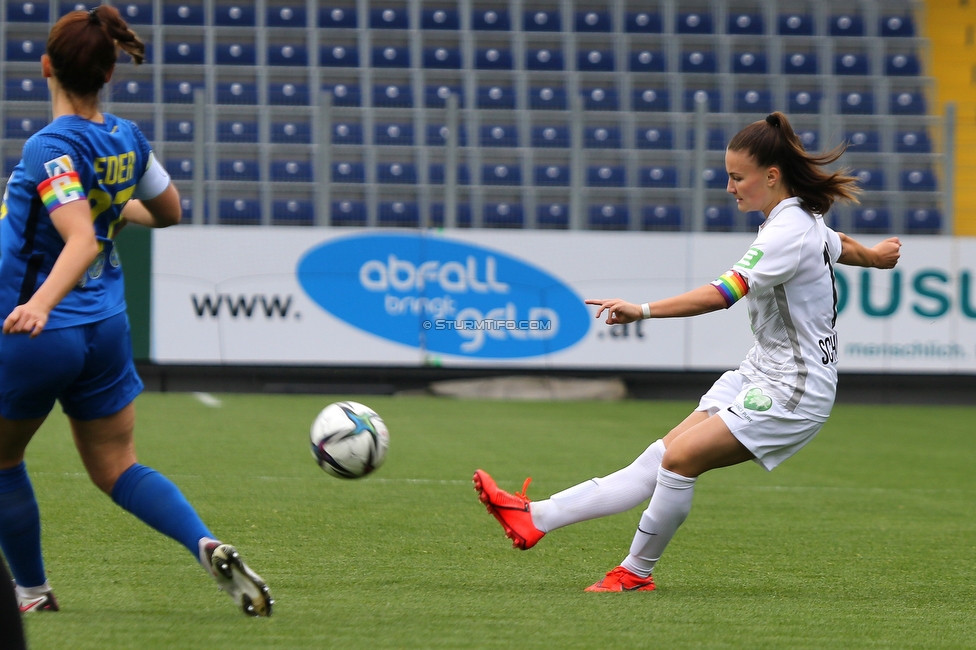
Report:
732,197,842,421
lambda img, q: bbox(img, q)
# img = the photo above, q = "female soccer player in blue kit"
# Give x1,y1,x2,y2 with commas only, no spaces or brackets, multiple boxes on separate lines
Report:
0,6,271,616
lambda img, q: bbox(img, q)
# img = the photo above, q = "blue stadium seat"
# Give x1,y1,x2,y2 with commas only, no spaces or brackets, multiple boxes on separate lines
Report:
219,199,261,223
589,205,629,230
8,1,49,21
582,88,619,111
109,80,151,103
272,121,312,144
784,52,817,74
835,53,869,75
216,82,258,104
4,116,47,138
778,14,814,35
319,6,356,28
267,5,306,27
215,43,256,65
527,48,564,71
576,10,611,32
633,88,670,112
705,205,734,231
373,45,410,68
430,203,472,227
320,44,359,67
473,9,510,30
681,51,717,73
165,119,195,142
905,209,941,232
423,47,462,69
218,159,260,182
217,120,259,143
789,90,822,113
636,126,674,149
640,166,678,188
886,54,920,76
853,208,891,232
422,8,459,30
370,7,408,28
332,122,363,145
530,86,567,110
684,89,721,112
537,203,569,229
578,50,615,71
735,89,772,112
428,164,470,185
484,203,524,228
163,80,205,103
378,202,420,227
163,3,204,25
6,78,48,102
373,84,413,108
846,130,880,152
797,129,819,151
531,126,570,148
642,206,682,231
534,165,570,186
900,169,937,192
585,126,621,148
118,3,152,24
375,123,414,146
728,13,763,34
677,12,713,34
746,211,766,229
482,164,522,186
332,162,365,183
629,50,666,72
480,125,518,147
164,42,205,64
477,86,516,110
426,124,467,146
377,162,417,184
839,91,875,114
852,169,885,190
3,157,19,177
273,200,314,224
130,119,154,141
475,48,513,70
270,82,311,105
425,85,464,108
586,165,625,187
830,15,865,36
165,157,195,180
626,12,662,33
881,15,914,37
525,10,561,31
702,167,727,189
268,44,308,66
6,39,45,62
896,131,932,153
272,160,313,182
687,128,727,150
331,200,367,226
733,52,768,74
891,91,926,115
214,4,255,26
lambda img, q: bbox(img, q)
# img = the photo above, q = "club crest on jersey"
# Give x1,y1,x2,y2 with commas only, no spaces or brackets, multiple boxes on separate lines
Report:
44,155,74,178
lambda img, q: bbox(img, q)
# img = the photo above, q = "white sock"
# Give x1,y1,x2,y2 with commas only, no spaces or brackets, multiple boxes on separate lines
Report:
15,581,52,598
620,467,697,578
530,439,665,533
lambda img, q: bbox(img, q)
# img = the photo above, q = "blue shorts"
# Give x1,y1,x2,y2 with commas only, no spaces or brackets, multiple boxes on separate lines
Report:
0,311,144,421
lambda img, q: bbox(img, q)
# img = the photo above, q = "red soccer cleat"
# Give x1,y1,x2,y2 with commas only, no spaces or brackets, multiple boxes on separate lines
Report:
472,469,546,550
584,566,656,592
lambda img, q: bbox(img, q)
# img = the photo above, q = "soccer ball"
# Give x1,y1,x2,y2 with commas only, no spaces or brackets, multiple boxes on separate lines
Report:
310,401,390,479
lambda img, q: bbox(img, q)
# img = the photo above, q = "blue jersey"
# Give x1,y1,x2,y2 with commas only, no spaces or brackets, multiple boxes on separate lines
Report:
0,114,153,328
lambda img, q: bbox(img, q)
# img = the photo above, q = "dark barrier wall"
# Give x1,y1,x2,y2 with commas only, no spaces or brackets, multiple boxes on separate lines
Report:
116,226,152,361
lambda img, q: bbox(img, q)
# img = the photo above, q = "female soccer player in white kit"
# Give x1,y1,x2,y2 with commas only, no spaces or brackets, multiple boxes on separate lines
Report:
474,112,902,591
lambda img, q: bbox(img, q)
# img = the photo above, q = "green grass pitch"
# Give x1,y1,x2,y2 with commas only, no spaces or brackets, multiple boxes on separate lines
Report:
19,393,976,649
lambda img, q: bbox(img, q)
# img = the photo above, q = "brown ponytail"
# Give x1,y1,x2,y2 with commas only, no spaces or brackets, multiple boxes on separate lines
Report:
46,4,145,97
727,111,860,216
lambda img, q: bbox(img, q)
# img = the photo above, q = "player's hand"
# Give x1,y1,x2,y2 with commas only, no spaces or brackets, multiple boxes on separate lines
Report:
872,237,902,269
3,302,49,338
585,299,642,325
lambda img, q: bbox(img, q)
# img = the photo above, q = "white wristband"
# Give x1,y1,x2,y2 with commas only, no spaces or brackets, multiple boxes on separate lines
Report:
640,303,651,319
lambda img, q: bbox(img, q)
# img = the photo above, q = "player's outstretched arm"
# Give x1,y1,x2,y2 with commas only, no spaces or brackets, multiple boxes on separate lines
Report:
586,285,728,325
121,183,182,229
837,232,901,269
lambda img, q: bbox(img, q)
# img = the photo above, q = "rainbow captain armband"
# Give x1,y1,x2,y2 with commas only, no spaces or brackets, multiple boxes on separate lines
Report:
37,171,86,213
710,270,749,308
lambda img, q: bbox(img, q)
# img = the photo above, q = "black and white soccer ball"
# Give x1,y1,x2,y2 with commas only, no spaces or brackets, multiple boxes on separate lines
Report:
310,401,390,479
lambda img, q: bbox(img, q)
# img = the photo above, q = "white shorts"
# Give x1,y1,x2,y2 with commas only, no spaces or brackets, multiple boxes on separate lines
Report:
696,370,825,471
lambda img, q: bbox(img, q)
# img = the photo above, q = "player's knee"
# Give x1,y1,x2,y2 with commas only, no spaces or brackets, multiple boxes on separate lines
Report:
660,448,696,477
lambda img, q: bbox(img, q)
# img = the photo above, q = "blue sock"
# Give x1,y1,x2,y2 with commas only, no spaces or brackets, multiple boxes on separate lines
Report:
111,464,214,559
0,462,46,588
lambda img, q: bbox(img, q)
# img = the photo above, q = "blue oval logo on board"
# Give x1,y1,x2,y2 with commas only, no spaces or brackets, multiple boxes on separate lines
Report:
297,233,590,358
